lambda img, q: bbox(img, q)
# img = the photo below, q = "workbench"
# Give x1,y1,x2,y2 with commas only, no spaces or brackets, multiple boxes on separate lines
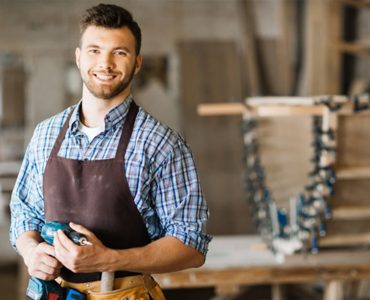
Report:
153,235,370,300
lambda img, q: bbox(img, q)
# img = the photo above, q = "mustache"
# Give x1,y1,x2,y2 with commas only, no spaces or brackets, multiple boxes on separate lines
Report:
92,70,119,75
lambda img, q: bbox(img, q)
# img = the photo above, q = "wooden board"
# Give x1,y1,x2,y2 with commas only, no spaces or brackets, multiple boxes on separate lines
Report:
330,179,370,206
257,116,312,208
154,235,370,289
0,63,25,127
337,115,370,165
178,41,253,234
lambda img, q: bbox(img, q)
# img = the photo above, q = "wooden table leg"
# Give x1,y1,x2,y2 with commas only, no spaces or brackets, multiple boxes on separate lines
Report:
272,284,284,300
211,285,244,300
323,280,344,300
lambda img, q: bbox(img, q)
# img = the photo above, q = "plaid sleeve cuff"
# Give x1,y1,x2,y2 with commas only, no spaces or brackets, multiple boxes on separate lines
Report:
164,223,212,256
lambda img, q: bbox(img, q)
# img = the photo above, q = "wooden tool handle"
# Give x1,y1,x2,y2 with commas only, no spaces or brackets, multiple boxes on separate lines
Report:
101,271,115,292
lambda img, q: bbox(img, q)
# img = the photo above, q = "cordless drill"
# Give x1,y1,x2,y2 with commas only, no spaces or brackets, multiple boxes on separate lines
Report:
26,221,88,300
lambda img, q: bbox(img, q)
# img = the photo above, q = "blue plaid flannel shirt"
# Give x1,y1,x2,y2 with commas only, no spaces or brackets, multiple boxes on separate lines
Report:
10,96,211,255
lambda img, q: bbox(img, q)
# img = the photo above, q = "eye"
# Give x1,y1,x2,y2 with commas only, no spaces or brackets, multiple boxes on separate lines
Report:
115,50,128,56
88,49,100,54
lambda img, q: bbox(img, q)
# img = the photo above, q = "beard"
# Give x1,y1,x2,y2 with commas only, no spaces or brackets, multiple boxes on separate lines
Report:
82,62,136,100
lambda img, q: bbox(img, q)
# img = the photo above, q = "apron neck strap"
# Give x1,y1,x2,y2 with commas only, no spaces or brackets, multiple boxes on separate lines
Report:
49,101,139,159
50,110,74,157
115,101,139,159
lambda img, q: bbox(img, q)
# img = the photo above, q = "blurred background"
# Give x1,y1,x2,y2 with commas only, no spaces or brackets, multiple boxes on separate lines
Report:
1,0,370,299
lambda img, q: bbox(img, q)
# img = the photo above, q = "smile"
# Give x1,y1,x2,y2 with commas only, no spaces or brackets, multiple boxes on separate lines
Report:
93,73,117,81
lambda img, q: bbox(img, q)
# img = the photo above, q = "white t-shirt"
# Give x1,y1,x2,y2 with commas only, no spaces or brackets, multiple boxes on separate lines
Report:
78,121,105,143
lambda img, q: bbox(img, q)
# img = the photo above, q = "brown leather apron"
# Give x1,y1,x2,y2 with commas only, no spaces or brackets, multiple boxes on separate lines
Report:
43,101,155,286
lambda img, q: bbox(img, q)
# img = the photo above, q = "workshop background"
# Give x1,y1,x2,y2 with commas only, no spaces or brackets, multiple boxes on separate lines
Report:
1,0,370,299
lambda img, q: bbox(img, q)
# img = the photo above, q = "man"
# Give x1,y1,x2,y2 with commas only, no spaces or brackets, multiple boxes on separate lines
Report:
10,3,211,299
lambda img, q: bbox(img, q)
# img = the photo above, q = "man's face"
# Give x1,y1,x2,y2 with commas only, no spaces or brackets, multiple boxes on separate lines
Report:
75,25,141,100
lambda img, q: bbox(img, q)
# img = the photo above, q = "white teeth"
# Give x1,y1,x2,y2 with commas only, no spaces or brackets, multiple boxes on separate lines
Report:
94,74,115,81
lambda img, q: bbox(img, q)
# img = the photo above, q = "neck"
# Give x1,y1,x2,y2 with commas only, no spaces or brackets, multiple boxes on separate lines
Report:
80,86,130,128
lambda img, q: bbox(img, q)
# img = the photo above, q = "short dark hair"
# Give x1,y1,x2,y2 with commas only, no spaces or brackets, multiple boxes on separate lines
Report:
80,3,142,54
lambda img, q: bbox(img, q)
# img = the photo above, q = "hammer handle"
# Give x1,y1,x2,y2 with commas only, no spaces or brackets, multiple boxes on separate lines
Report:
101,271,115,292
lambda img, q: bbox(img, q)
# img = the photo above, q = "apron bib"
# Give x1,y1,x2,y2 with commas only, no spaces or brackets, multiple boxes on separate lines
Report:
43,102,151,283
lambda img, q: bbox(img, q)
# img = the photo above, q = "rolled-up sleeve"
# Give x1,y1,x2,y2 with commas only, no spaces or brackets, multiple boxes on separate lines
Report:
9,128,45,250
153,141,212,255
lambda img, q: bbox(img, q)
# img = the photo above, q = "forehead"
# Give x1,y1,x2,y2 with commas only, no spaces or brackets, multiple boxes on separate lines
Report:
80,25,136,50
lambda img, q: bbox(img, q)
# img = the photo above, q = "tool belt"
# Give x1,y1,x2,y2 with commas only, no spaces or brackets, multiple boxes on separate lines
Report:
57,274,166,300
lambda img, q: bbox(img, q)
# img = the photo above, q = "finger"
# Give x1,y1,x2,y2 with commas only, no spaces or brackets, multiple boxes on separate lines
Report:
54,230,71,253
32,269,60,281
31,270,53,281
41,254,61,269
38,262,59,276
38,243,56,257
69,222,95,238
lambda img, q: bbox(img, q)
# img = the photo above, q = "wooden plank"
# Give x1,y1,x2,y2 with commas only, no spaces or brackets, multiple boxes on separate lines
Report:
178,41,253,234
337,166,370,179
299,0,342,94
238,0,261,95
326,0,343,94
320,233,370,247
197,103,325,117
197,103,246,116
276,0,295,95
272,284,284,300
348,78,369,95
337,40,370,55
154,265,370,289
257,115,312,209
256,105,324,117
153,236,370,289
0,63,26,127
337,115,370,166
326,219,370,238
299,0,326,94
247,95,348,106
329,179,370,207
341,0,370,9
323,280,344,300
332,205,370,220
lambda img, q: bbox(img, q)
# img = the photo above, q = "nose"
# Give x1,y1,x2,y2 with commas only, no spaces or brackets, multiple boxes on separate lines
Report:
97,53,115,70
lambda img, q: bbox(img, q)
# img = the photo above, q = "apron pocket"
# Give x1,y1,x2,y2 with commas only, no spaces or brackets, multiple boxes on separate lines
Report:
88,285,150,300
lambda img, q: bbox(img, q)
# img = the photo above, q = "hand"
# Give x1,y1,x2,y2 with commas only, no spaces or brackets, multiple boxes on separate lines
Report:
53,222,114,273
24,242,62,281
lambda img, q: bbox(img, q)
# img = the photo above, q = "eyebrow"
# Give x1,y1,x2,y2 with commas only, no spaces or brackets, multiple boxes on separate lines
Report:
85,44,131,53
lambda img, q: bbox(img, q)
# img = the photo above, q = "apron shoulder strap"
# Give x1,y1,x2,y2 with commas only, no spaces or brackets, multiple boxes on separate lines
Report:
49,110,74,158
115,101,139,160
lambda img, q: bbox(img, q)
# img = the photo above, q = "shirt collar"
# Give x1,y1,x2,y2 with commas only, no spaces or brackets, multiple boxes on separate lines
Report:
69,95,134,134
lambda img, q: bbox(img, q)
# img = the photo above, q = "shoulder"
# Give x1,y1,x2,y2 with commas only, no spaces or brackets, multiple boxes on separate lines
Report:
30,106,76,158
35,106,75,134
132,107,189,166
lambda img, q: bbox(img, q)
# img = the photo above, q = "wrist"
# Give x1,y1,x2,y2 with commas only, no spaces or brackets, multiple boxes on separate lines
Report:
102,248,127,273
16,231,43,267
22,241,39,267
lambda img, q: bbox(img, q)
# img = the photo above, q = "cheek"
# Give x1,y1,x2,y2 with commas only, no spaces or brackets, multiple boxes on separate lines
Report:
79,55,95,70
79,60,93,75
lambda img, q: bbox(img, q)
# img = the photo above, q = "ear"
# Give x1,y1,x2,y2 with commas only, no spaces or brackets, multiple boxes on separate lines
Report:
134,54,142,75
75,47,81,69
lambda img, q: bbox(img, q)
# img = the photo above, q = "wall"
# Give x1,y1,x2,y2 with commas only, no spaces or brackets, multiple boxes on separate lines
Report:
0,0,253,235
0,0,244,132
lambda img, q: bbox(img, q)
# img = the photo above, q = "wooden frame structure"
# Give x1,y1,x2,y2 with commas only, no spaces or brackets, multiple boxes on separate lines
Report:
198,96,370,249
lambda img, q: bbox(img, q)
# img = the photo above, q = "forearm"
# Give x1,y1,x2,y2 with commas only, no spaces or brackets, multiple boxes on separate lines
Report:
107,236,205,274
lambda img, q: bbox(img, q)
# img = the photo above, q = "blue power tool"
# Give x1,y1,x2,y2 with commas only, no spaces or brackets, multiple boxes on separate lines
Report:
26,221,88,300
